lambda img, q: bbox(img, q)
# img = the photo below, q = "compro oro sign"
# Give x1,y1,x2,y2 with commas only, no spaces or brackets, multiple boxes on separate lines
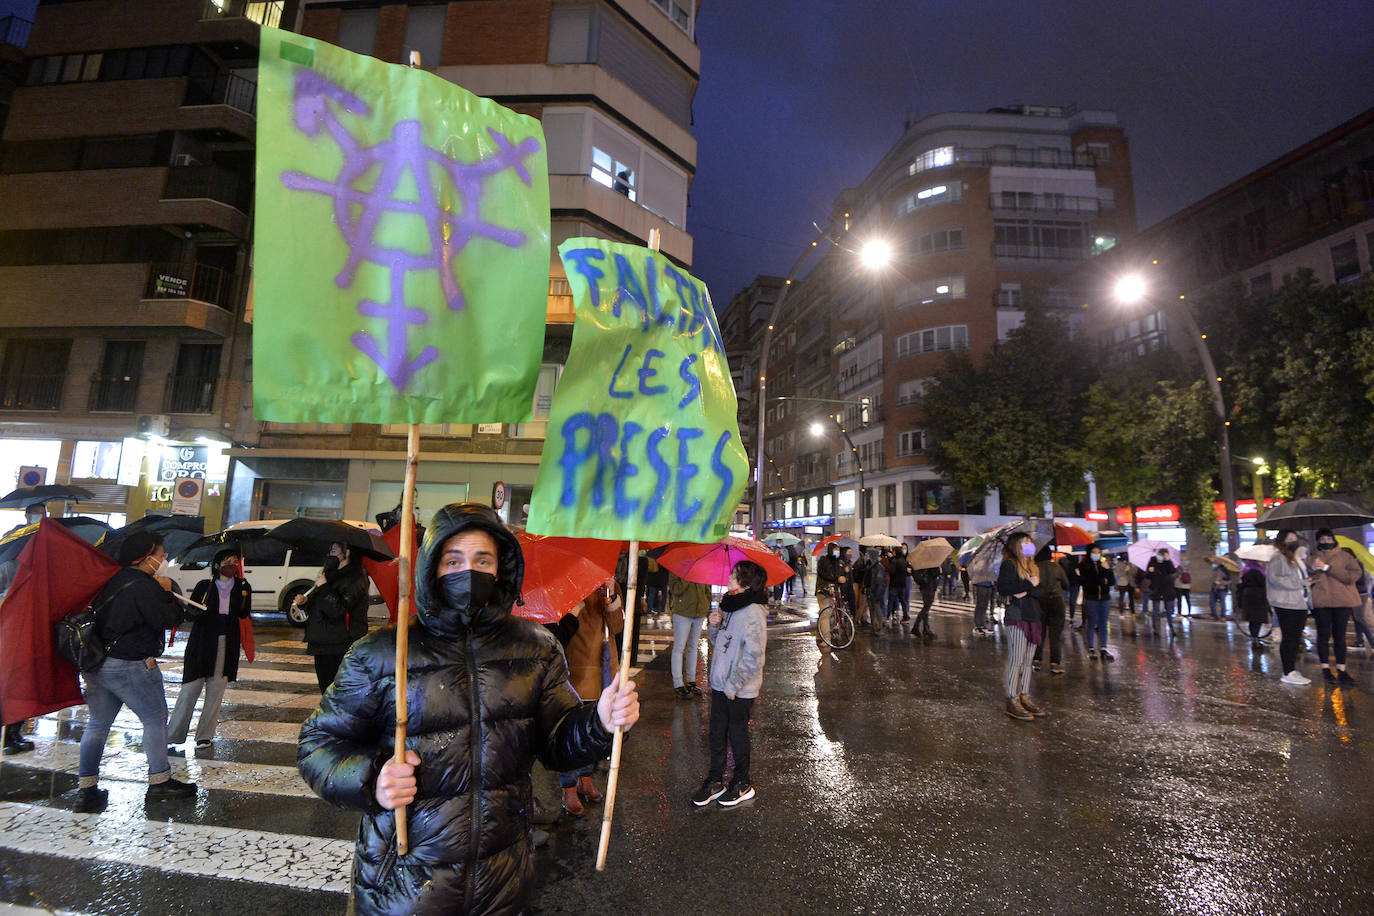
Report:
158,445,209,482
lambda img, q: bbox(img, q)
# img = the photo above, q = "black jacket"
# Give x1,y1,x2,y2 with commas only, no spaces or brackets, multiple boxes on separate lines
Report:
96,567,184,660
1237,568,1271,624
888,554,911,585
1147,558,1177,598
183,577,253,682
298,504,612,916
996,557,1042,624
303,561,370,656
1078,555,1116,602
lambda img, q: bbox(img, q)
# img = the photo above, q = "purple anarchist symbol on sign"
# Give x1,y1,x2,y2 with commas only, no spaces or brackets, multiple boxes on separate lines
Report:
280,70,541,392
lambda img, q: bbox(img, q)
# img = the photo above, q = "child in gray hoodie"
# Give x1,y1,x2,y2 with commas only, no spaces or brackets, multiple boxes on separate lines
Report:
690,559,768,809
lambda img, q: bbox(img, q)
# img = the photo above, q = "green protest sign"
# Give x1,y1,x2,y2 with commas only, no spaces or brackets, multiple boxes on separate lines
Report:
526,239,748,542
252,26,550,423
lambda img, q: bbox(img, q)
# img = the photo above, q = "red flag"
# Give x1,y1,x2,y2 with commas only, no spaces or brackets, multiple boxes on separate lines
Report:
1,518,121,725
361,520,414,624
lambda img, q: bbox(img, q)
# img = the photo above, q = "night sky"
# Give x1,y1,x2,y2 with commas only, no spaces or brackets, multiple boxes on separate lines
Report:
687,0,1374,305
5,0,1371,306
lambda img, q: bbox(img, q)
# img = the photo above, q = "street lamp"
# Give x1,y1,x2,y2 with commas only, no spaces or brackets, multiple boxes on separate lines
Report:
751,221,890,540
811,414,865,536
1113,274,1241,553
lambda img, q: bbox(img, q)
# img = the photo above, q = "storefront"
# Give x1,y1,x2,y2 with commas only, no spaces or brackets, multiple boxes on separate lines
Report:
1086,499,1282,553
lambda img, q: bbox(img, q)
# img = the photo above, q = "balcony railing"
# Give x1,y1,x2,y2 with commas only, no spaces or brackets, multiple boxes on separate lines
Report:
164,374,219,414
164,165,252,213
88,376,140,413
1,374,63,411
201,0,283,28
0,14,31,47
837,359,883,395
989,194,1104,215
145,262,231,307
992,243,1087,261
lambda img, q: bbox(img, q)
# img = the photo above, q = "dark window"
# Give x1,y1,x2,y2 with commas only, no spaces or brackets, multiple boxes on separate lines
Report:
1331,240,1360,283
241,538,289,567
99,48,128,80
90,340,145,412
167,343,221,413
862,488,874,519
79,135,159,170
881,484,897,516
0,338,71,410
126,48,148,78
337,9,380,56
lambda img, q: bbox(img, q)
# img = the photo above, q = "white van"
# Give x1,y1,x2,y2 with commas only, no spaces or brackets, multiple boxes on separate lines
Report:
168,519,379,626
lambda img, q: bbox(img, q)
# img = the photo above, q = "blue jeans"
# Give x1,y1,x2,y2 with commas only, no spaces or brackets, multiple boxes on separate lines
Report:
1066,585,1081,621
1149,595,1177,632
644,584,666,616
1083,599,1111,649
887,580,911,619
1208,587,1228,618
78,656,172,786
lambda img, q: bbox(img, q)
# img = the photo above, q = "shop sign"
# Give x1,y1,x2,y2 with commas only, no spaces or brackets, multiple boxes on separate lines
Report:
769,515,832,530
1214,499,1279,521
917,519,959,531
1115,505,1180,524
157,445,208,482
1085,510,1110,522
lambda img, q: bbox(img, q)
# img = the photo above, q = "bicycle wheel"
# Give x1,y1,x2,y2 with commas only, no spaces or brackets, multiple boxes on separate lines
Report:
818,606,856,649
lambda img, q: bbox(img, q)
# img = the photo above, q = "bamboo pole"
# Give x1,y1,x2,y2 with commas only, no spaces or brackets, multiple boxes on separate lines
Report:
595,537,639,871
595,226,660,870
394,423,419,854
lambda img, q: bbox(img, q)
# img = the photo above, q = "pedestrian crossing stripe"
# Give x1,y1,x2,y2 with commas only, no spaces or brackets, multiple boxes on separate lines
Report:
0,801,351,894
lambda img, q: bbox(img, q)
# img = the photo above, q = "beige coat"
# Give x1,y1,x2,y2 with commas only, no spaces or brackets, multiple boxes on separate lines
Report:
566,584,624,702
1310,547,1363,608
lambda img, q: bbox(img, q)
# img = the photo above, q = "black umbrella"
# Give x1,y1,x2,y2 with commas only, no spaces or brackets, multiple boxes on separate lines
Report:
268,518,394,561
1255,498,1374,531
0,483,96,509
0,516,114,564
98,515,206,561
177,526,278,566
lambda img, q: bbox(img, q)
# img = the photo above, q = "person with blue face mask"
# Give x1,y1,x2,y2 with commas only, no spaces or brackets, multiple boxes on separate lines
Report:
298,503,640,916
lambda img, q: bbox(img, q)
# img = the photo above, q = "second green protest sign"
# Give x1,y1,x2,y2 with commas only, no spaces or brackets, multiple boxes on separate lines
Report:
527,239,748,543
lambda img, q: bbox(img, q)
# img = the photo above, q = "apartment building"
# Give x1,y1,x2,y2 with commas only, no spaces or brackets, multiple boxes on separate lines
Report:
0,0,274,529
1079,105,1374,362
717,273,780,527
0,0,701,541
735,104,1137,539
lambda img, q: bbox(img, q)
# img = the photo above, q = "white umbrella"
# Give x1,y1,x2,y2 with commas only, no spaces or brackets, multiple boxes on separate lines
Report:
1127,538,1179,571
858,533,902,547
1235,543,1279,563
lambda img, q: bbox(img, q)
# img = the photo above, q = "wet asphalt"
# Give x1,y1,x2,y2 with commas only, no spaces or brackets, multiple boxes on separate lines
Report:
533,600,1374,915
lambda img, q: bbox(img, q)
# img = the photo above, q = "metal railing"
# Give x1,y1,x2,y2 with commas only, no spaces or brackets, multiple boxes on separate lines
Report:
145,262,230,307
992,243,1087,261
989,194,1104,214
164,374,218,414
214,72,257,115
163,165,251,213
201,0,283,28
837,359,882,395
0,14,31,47
1,374,63,411
88,376,139,412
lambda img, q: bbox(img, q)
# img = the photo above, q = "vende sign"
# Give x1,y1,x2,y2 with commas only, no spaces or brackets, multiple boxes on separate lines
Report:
1115,505,1180,524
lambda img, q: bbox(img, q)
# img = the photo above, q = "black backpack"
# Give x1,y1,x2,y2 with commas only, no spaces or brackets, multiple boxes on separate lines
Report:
54,580,137,672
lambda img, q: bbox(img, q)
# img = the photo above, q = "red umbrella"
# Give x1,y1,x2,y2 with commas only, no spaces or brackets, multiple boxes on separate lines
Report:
659,537,795,587
811,533,859,556
1053,521,1096,547
513,531,623,624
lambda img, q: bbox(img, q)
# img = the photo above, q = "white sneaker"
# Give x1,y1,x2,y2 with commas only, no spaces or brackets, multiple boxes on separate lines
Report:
1280,671,1311,686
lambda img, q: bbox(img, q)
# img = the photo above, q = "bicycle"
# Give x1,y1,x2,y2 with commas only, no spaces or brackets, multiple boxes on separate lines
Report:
816,585,856,650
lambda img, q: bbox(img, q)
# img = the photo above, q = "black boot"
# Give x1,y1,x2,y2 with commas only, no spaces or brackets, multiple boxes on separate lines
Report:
3,721,35,754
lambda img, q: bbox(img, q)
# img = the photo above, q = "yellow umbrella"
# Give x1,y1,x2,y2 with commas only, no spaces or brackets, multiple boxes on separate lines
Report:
1335,535,1374,576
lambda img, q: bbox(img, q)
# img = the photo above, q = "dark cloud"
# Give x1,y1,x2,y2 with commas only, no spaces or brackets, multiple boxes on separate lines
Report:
688,0,1374,304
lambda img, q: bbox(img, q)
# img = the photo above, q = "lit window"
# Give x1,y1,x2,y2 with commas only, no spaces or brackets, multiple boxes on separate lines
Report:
907,146,954,175
591,147,636,201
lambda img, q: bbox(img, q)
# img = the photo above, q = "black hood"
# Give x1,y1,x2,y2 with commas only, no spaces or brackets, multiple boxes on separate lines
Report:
414,503,524,636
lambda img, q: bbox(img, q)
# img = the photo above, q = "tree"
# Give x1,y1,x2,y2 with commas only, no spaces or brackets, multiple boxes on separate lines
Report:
924,307,1094,513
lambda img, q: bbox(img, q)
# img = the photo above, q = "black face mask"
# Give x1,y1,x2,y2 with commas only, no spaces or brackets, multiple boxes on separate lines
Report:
323,555,341,572
1317,541,1336,551
438,570,497,622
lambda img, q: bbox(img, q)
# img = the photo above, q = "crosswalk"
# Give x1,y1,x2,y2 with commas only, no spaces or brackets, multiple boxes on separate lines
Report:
0,628,357,915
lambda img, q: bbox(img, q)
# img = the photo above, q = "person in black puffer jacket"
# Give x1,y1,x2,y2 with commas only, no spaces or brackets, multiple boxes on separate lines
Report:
298,503,640,916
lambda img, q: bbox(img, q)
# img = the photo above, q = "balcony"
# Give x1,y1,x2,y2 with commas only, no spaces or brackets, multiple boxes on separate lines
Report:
164,165,251,214
201,0,283,27
181,72,257,138
837,360,883,395
146,261,231,308
0,374,63,411
164,373,218,414
992,243,1087,262
0,264,234,335
88,376,139,413
989,194,1104,216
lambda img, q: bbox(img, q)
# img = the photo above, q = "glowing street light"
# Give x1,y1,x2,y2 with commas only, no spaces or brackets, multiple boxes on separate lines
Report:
858,237,894,271
1113,273,1147,305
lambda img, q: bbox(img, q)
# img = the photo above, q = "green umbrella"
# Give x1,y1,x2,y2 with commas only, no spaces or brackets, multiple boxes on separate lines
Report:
764,532,801,546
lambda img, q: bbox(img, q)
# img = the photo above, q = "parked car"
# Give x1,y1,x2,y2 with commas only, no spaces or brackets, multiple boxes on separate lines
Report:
168,519,380,626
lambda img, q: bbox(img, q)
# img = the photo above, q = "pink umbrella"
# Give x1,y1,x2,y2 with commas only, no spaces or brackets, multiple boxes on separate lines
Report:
659,537,796,587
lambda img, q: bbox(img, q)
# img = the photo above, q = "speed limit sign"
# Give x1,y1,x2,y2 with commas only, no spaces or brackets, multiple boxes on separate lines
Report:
493,481,507,510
